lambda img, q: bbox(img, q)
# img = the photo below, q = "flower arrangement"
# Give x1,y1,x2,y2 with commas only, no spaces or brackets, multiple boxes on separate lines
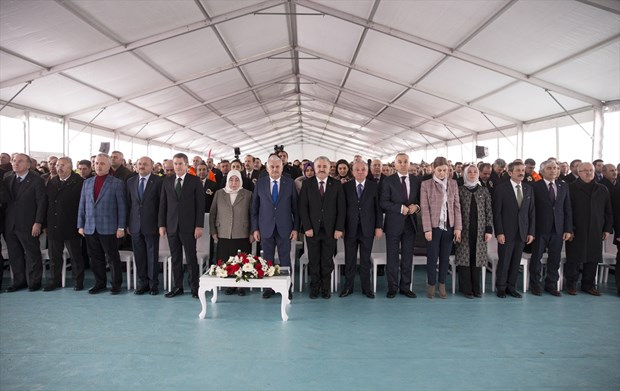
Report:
207,252,280,282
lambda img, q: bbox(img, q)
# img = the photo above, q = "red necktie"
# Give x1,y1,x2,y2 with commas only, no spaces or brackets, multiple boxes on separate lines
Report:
319,181,325,198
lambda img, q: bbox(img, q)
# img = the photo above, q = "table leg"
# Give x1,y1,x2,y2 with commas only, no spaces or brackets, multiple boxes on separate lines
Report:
273,286,290,321
198,285,208,319
211,286,218,303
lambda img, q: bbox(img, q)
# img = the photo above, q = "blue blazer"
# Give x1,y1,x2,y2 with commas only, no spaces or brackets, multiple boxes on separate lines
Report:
380,173,421,236
78,175,127,235
251,175,299,237
126,174,163,236
532,179,572,236
493,180,535,242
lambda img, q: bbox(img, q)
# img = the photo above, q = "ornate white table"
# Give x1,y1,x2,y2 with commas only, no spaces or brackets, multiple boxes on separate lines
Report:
198,274,292,321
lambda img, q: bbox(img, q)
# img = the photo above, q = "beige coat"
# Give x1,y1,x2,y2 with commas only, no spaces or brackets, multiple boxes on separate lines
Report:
420,178,462,232
209,188,252,239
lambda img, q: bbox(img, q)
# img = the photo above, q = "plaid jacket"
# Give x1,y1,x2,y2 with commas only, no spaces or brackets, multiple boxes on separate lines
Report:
78,175,127,235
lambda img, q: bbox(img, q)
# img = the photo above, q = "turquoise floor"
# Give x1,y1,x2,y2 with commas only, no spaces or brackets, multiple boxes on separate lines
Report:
1,269,619,391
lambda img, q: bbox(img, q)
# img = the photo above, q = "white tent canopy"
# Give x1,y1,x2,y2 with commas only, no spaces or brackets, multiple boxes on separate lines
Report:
1,0,619,161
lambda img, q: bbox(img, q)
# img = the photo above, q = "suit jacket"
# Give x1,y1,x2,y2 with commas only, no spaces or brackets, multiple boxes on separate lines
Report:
612,186,620,238
600,178,618,195
343,179,382,238
563,173,579,183
113,165,134,182
380,173,421,236
45,172,83,240
241,169,260,185
493,180,535,242
420,178,462,232
0,168,9,234
4,171,46,233
251,175,299,237
126,174,163,236
209,188,252,239
299,176,345,235
532,179,572,236
202,179,218,212
158,174,205,234
77,175,127,235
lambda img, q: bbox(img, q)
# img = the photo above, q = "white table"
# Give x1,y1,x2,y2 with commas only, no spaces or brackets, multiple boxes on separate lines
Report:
198,274,292,321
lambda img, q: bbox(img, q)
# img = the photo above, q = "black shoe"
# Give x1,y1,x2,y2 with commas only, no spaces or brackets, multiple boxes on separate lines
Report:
237,288,246,296
110,287,121,295
149,288,159,296
165,288,184,298
74,283,84,291
473,292,482,298
288,290,293,300
89,285,107,294
377,266,385,276
530,287,542,296
43,284,58,292
362,290,375,299
5,284,27,293
134,286,149,295
544,287,561,297
309,289,319,299
191,290,198,299
225,287,236,295
28,284,41,292
496,290,506,298
339,288,352,298
399,289,417,298
582,287,602,296
321,290,331,299
262,288,275,299
464,293,474,299
386,290,397,298
507,289,522,298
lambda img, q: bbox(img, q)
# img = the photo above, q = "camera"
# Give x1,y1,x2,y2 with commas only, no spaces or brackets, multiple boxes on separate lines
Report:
274,145,284,153
234,147,241,159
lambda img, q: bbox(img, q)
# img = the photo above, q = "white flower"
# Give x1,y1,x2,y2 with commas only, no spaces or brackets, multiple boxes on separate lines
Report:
234,269,242,277
242,263,254,272
267,266,275,277
207,265,216,275
216,268,228,278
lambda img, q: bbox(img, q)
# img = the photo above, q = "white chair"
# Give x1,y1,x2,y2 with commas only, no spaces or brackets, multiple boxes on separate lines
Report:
298,238,309,292
119,250,136,290
158,232,170,291
332,238,347,292
39,233,69,287
370,235,389,293
274,239,298,291
598,234,617,284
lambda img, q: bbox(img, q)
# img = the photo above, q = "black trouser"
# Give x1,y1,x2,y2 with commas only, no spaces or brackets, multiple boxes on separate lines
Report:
565,260,598,290
529,232,563,290
131,233,160,290
386,219,415,292
496,235,525,292
168,231,198,292
307,227,336,292
5,229,43,288
48,238,84,287
344,224,373,293
217,237,251,261
426,227,454,285
86,232,122,289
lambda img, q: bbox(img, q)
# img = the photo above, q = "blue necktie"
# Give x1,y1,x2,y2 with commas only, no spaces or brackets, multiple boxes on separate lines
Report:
357,183,363,200
138,177,145,200
272,180,278,205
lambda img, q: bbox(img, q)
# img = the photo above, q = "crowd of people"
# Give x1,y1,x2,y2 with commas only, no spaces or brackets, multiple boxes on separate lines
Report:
0,149,618,301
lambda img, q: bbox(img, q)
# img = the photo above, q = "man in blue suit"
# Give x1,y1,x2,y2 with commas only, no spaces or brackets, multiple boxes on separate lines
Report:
78,153,127,295
342,161,383,298
251,155,299,299
529,160,573,296
127,157,163,295
380,153,421,298
493,161,535,298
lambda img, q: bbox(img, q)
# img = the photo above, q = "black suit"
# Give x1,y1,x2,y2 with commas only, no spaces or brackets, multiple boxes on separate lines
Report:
299,176,345,293
45,172,85,287
113,165,134,182
202,178,219,264
4,171,46,288
563,173,579,183
127,174,163,290
611,186,620,295
158,174,205,293
343,179,382,293
529,179,572,291
380,173,421,293
493,180,535,292
0,170,9,289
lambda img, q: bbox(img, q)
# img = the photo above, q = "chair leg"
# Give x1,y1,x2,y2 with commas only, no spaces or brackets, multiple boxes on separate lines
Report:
167,258,172,291
373,262,377,293
482,266,486,294
126,259,131,290
133,259,137,290
61,257,67,288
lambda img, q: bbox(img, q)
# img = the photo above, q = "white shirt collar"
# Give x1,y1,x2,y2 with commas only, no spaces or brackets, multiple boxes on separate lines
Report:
510,179,522,188
140,173,151,181
176,173,186,181
356,179,366,187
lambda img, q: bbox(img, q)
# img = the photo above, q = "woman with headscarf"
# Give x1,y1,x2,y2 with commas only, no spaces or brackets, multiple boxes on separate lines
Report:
295,161,315,194
209,169,253,296
454,164,493,298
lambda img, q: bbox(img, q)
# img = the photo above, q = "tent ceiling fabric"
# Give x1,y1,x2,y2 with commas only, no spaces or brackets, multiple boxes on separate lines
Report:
1,0,618,159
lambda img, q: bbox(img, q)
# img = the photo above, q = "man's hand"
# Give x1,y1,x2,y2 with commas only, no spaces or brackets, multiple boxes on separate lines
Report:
32,223,41,237
253,230,261,242
603,232,610,241
401,205,409,215
159,227,166,237
454,229,461,243
305,229,314,238
211,234,218,242
334,230,343,240
484,233,492,242
408,204,418,214
562,232,572,241
526,235,534,245
424,231,432,242
116,229,125,239
78,228,85,237
374,228,383,239
194,227,203,239
290,230,298,241
497,234,505,245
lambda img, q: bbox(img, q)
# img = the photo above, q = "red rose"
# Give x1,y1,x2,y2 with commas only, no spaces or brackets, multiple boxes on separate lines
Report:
254,263,261,270
217,260,222,266
257,269,264,278
267,261,273,266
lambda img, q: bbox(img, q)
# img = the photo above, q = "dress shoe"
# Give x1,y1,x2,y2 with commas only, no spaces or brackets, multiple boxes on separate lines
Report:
386,290,397,298
43,284,58,292
191,290,199,299
225,287,236,295
566,288,577,295
134,286,149,295
110,287,121,295
464,293,474,299
399,289,417,298
473,292,482,298
165,288,184,298
262,288,275,299
507,289,522,298
530,287,542,296
544,287,561,297
309,289,319,299
88,285,106,294
237,288,246,297
321,290,331,299
74,283,84,291
582,287,602,296
28,284,41,292
288,290,293,300
363,290,375,299
339,288,352,298
377,266,385,276
5,284,27,293
496,290,506,298
149,288,159,296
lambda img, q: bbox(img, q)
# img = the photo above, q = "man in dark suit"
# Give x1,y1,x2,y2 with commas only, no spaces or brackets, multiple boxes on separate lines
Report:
230,159,254,191
196,162,219,212
478,162,495,197
593,159,604,182
611,186,620,297
127,157,163,295
600,164,618,194
111,151,133,182
366,159,386,186
529,160,572,296
490,158,510,188
242,154,260,187
341,161,383,298
564,159,581,183
44,157,85,291
299,156,345,299
78,153,127,295
278,150,302,179
493,161,535,298
78,159,94,179
565,162,613,296
0,169,9,290
159,153,205,299
251,155,299,299
3,153,46,292
380,153,421,298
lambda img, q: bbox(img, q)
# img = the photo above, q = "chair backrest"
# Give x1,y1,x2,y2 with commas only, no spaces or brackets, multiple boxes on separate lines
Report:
604,234,615,253
336,237,345,253
196,213,210,253
39,232,47,251
371,234,387,254
487,236,498,254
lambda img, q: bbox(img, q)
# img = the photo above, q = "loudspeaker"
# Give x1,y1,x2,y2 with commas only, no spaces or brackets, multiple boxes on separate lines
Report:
475,145,488,159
